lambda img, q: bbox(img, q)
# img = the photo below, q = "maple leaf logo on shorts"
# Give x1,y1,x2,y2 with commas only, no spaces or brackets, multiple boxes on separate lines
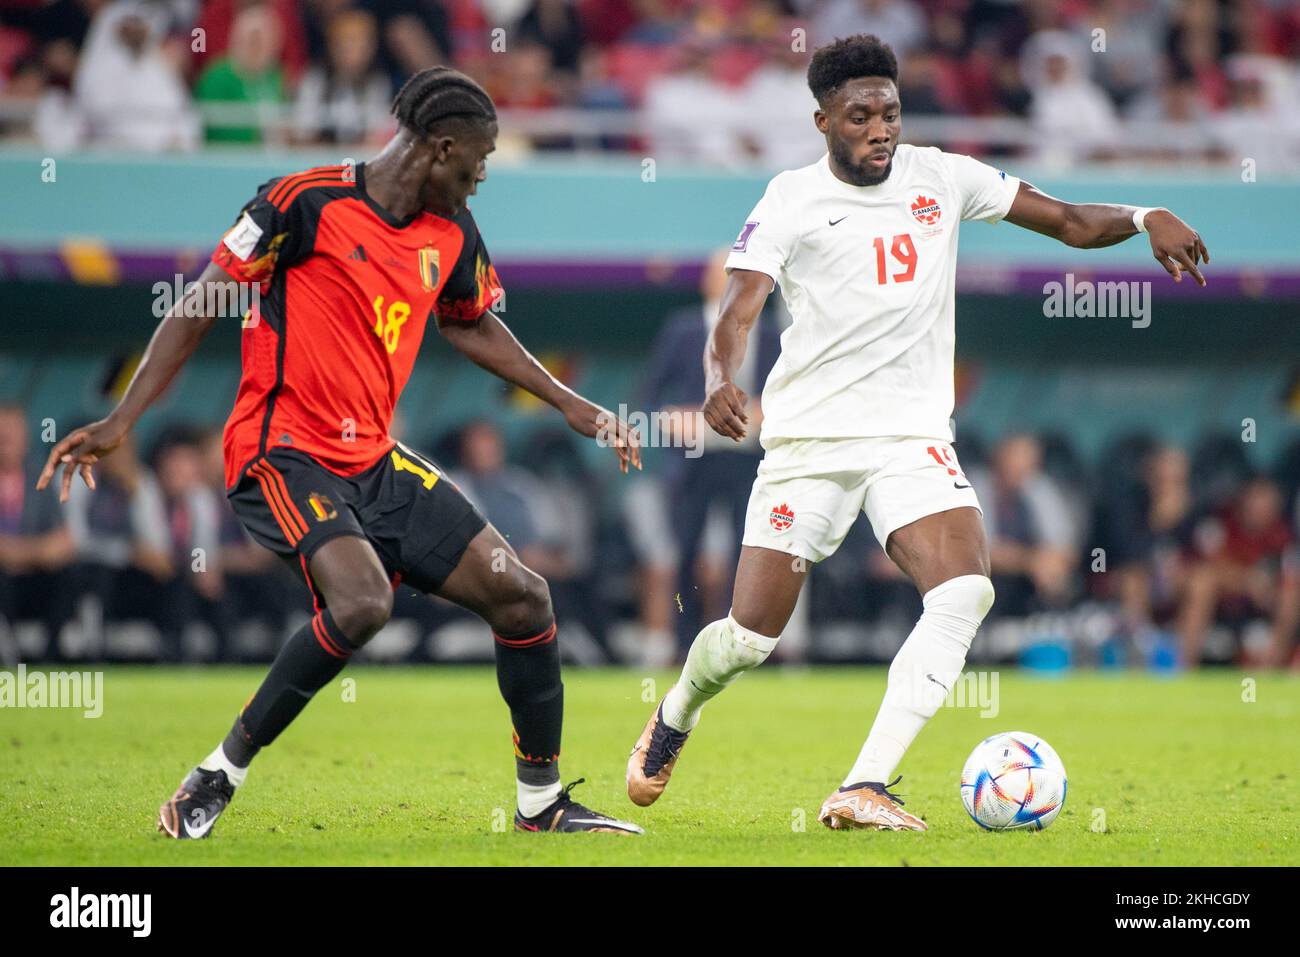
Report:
769,502,795,532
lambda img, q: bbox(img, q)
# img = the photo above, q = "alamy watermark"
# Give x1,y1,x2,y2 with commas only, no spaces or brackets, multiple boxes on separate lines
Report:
152,273,261,324
895,669,1000,718
596,404,703,458
0,665,103,718
1043,273,1151,329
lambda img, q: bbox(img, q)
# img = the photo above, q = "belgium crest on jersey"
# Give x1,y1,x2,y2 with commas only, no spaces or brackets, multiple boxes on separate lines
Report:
418,245,440,292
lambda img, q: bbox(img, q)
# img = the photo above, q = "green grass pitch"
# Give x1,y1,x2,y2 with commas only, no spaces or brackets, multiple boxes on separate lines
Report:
1,666,1296,866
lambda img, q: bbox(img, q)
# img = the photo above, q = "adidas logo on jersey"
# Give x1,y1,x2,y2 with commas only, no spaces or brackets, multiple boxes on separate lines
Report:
349,245,368,262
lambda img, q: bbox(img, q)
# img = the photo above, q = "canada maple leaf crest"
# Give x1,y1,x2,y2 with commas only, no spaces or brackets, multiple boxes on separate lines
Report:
910,195,941,226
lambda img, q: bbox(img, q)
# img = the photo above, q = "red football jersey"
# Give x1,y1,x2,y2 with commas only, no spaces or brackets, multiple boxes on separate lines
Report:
211,163,504,489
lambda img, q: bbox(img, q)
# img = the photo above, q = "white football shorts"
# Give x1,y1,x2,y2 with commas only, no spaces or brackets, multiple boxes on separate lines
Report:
740,435,982,563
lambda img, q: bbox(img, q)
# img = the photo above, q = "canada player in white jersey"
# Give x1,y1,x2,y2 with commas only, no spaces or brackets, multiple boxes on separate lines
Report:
626,34,1209,830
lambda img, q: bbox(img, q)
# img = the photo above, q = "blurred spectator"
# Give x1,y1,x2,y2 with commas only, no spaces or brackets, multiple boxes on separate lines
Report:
1021,29,1119,167
193,0,307,84
293,7,391,145
1212,54,1300,173
1084,0,1168,110
150,427,223,644
520,428,606,647
1177,475,1296,666
0,0,1295,169
642,37,742,166
486,36,561,109
450,419,545,566
371,0,451,91
970,433,1079,616
69,0,200,151
1125,75,1217,162
813,0,927,58
0,404,75,663
736,31,822,169
619,473,736,666
639,248,781,654
1102,445,1195,657
516,0,584,76
193,2,284,143
64,431,175,656
199,427,291,659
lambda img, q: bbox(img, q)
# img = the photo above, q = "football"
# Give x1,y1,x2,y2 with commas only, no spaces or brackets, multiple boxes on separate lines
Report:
960,731,1068,831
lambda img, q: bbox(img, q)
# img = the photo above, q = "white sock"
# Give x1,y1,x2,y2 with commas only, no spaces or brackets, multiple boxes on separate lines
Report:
661,614,779,732
844,575,994,787
200,742,249,789
517,778,563,818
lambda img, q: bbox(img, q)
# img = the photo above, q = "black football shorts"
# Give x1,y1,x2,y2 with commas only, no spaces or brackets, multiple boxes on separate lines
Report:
228,442,487,596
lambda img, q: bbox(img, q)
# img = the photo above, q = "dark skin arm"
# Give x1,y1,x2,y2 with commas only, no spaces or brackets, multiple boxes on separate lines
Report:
437,311,641,472
37,262,235,501
700,268,773,442
1005,181,1210,286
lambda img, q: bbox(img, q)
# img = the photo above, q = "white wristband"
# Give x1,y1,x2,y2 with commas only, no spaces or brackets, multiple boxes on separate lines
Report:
1132,207,1163,233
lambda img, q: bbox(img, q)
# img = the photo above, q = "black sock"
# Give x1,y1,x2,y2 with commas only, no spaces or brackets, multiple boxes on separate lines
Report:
222,610,354,767
493,619,562,789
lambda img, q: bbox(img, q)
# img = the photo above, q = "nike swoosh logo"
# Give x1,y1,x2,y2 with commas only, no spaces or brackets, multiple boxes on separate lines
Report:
567,818,644,832
926,673,950,693
953,482,971,490
829,216,848,226
184,807,216,838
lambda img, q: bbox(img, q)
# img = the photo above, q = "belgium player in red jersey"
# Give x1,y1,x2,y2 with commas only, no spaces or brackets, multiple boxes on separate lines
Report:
38,67,645,836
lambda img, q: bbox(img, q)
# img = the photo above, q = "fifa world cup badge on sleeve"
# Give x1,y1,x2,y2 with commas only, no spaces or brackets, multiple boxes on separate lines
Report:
223,213,263,260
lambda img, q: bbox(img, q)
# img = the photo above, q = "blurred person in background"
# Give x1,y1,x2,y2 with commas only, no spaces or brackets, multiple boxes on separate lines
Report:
293,7,391,144
0,0,99,141
1165,0,1231,111
1125,70,1217,162
485,36,561,110
1084,0,1168,110
970,433,1078,616
193,2,285,144
639,249,781,656
520,428,606,650
516,0,584,78
372,1,451,92
449,419,546,572
71,0,200,150
150,426,225,659
193,0,306,84
200,427,291,660
643,34,743,166
1213,54,1300,173
1021,30,1118,167
813,0,927,58
0,404,75,663
64,430,173,654
738,29,824,170
1102,444,1195,659
619,471,735,666
1177,475,1296,667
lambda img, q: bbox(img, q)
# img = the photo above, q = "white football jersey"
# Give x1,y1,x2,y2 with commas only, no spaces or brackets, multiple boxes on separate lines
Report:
724,144,1020,445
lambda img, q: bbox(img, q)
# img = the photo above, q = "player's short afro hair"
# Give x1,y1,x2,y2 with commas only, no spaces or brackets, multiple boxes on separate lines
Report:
391,66,497,137
807,34,899,105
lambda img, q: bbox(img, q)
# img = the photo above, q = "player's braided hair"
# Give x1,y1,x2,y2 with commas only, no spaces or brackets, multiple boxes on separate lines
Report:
391,66,497,137
807,34,899,105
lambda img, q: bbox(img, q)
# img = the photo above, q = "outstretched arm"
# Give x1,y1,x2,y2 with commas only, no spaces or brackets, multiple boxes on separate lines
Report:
438,311,641,473
702,268,772,441
1004,181,1210,286
37,262,237,501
